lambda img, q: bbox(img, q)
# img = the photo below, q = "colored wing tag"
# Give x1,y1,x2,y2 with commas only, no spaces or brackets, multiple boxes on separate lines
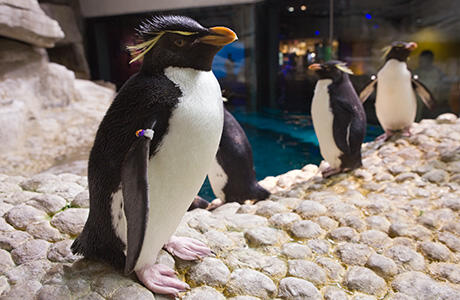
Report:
127,30,197,64
335,64,354,75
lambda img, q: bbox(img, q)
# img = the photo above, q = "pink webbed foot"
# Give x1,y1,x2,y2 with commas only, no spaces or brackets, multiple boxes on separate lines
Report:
376,130,394,141
322,167,342,178
164,236,213,260
136,263,189,296
402,126,412,137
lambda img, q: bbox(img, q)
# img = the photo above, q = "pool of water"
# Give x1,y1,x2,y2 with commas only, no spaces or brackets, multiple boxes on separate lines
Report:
198,108,383,200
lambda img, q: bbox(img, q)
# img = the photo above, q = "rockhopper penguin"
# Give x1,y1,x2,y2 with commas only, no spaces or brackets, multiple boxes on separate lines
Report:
207,108,270,207
309,61,367,178
359,41,435,140
71,15,237,296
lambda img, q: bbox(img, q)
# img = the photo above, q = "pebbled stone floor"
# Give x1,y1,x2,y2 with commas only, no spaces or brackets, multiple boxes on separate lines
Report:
1,114,460,299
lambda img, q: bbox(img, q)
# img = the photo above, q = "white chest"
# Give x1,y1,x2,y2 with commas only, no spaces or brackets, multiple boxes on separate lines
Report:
311,79,342,169
376,60,416,129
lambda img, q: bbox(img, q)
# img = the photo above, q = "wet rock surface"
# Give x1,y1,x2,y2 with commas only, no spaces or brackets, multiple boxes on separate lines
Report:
1,116,460,299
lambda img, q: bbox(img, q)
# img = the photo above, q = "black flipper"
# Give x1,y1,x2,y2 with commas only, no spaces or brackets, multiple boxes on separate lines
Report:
331,98,354,155
412,78,436,110
121,125,155,275
359,79,377,103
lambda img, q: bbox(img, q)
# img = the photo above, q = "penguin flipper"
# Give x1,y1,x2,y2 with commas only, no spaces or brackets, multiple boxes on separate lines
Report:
359,79,377,103
121,128,154,275
412,78,436,110
331,98,354,155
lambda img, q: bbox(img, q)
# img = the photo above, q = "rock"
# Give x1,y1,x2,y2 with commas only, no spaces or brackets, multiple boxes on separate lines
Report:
281,243,312,259
0,0,64,47
11,239,50,264
71,191,89,208
26,220,65,242
244,226,289,247
183,286,225,300
154,249,175,269
384,245,425,271
307,239,330,254
360,230,391,249
335,243,373,266
0,230,32,251
269,212,301,230
225,268,276,299
317,216,339,230
316,257,345,281
329,226,359,242
91,273,134,298
110,284,154,300
436,113,457,124
188,257,230,287
5,204,48,229
422,169,448,183
37,285,71,300
78,292,105,300
392,271,459,299
290,220,324,239
203,230,235,253
0,216,14,231
47,240,80,263
0,275,9,296
322,286,349,300
438,231,460,252
428,262,460,284
278,277,321,299
366,253,398,278
225,213,268,231
345,266,387,297
27,194,67,214
188,213,227,233
295,200,327,218
212,202,241,216
287,259,327,285
365,216,391,233
419,241,451,261
255,200,287,217
50,208,88,236
5,259,52,284
1,279,42,300
0,249,14,275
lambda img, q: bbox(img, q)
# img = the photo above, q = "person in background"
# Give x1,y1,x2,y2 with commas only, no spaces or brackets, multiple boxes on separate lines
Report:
414,50,449,119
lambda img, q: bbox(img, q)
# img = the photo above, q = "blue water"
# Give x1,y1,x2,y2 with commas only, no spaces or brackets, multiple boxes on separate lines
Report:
198,108,383,200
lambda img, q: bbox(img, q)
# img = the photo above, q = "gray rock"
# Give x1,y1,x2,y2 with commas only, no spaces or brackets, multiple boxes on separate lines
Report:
317,216,338,230
110,284,154,300
366,253,398,278
0,249,14,275
287,259,327,285
295,200,327,218
26,220,65,242
327,202,360,220
71,191,89,208
281,243,312,259
0,216,14,231
428,262,460,284
419,241,451,261
392,271,459,300
183,286,225,300
91,273,134,298
322,286,349,300
27,194,67,214
5,259,52,284
0,0,64,47
316,257,345,281
0,275,9,296
329,226,359,242
422,169,448,183
335,243,373,266
245,226,288,247
188,213,227,233
290,220,324,239
226,268,276,299
37,284,71,300
2,191,42,205
47,240,80,263
307,239,330,254
225,213,268,231
0,230,32,251
0,203,14,217
438,231,460,252
345,266,387,297
1,279,42,300
436,113,457,124
77,292,105,300
5,204,47,229
360,230,391,249
188,257,230,287
255,200,287,217
278,277,321,299
204,230,235,253
11,239,50,264
66,277,91,297
212,202,241,216
50,208,88,235
228,297,260,300
154,249,175,269
259,256,287,279
384,245,425,271
269,212,301,230
388,293,416,300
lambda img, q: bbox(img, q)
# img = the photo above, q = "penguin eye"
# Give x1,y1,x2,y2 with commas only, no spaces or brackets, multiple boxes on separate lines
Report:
174,39,186,47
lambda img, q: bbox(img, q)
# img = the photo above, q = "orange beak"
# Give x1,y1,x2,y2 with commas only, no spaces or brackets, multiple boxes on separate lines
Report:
406,42,418,51
199,27,238,46
308,63,322,71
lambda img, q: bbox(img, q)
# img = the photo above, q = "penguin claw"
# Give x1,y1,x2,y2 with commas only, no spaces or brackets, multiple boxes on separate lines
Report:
164,236,213,261
135,263,189,296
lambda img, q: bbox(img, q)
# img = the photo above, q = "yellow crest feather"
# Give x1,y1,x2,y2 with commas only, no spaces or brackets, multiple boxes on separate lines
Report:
335,63,354,75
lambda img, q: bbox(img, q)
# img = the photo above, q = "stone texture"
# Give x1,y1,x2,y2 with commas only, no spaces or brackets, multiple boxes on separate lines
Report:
11,239,50,264
290,220,324,239
226,268,276,299
5,204,48,229
392,271,459,299
278,277,321,299
183,286,225,300
287,259,327,285
345,267,387,297
187,257,230,287
50,208,88,236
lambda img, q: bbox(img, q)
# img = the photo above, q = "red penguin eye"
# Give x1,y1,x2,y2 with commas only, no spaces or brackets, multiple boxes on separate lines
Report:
174,39,186,47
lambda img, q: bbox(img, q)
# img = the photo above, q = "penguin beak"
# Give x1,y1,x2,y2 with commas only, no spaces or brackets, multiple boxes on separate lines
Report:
199,27,238,46
406,42,418,51
308,64,322,71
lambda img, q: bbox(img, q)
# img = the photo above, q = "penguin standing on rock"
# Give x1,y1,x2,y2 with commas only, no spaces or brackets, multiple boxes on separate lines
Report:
309,61,367,178
71,15,237,296
207,108,270,207
360,41,435,140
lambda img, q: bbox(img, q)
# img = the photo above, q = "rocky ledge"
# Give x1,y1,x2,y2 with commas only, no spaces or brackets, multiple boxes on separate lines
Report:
1,114,460,300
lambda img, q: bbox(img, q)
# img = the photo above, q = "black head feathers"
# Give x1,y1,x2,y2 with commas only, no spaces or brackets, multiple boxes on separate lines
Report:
136,15,209,41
